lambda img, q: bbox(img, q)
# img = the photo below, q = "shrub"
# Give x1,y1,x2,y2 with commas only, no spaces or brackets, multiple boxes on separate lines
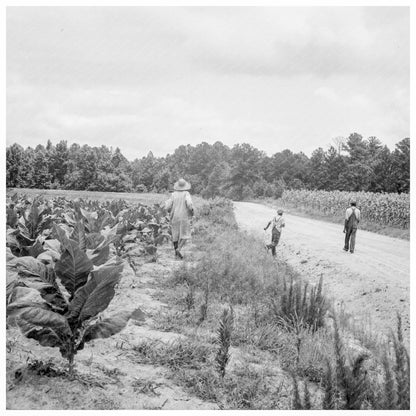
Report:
135,184,148,193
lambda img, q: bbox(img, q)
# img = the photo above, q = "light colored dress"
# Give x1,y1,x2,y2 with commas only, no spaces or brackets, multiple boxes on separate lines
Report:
165,191,194,242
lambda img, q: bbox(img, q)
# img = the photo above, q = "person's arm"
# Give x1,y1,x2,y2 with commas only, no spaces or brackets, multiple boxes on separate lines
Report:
343,209,349,232
264,221,271,231
165,196,173,213
281,218,285,228
185,192,194,216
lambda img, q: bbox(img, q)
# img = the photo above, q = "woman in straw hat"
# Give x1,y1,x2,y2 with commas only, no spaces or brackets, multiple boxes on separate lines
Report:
165,178,194,259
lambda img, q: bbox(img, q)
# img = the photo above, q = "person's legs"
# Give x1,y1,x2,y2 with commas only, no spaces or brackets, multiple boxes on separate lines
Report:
272,229,281,245
350,229,357,253
344,229,352,251
270,229,281,257
274,231,281,246
173,240,180,258
178,238,187,251
175,238,189,259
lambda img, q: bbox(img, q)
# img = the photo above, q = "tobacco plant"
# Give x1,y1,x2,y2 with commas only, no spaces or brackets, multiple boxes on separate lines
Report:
7,223,142,378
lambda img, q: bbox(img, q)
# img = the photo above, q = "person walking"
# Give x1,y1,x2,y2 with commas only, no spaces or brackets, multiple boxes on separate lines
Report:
264,209,285,257
165,178,194,259
343,200,361,253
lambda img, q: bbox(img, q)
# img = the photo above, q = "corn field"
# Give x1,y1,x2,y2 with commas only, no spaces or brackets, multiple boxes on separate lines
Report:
280,190,410,229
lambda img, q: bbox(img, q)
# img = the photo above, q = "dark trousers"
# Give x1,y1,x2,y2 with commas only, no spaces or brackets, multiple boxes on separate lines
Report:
344,228,357,252
268,228,281,256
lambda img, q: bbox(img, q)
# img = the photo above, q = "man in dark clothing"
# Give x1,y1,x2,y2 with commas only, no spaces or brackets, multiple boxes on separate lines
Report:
343,201,361,253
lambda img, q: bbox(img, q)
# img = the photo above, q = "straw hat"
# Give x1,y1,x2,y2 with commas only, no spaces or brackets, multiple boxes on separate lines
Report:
173,178,191,191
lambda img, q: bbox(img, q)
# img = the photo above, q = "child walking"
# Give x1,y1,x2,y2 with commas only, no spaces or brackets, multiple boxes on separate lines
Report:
264,209,285,257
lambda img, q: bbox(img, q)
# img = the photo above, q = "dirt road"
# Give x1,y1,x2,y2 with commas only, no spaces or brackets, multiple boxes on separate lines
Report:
233,202,410,345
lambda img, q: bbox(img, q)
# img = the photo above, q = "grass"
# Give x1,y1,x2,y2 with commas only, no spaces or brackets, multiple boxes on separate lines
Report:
132,337,214,370
131,336,291,409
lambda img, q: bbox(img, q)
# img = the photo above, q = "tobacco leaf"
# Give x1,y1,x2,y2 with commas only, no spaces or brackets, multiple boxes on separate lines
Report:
86,244,110,266
85,232,105,250
68,263,123,324
7,287,49,316
82,309,133,344
55,239,93,297
9,256,48,278
14,306,72,349
52,224,72,253
70,221,87,251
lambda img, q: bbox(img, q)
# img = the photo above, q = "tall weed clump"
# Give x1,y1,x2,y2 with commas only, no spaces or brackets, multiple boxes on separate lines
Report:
372,314,410,410
270,274,328,332
318,315,410,410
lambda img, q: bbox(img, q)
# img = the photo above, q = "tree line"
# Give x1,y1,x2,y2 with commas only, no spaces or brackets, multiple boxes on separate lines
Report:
6,133,409,199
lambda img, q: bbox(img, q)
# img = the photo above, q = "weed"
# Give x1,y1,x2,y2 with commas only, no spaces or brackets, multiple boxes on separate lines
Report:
303,380,312,409
224,365,287,409
215,306,234,378
296,326,334,383
291,374,302,409
336,301,385,352
371,314,410,410
198,281,210,324
131,378,161,396
176,366,220,403
271,274,328,333
27,359,66,377
184,283,195,311
132,337,214,371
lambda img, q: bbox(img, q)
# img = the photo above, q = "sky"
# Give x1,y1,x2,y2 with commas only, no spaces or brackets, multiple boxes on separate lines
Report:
6,6,410,160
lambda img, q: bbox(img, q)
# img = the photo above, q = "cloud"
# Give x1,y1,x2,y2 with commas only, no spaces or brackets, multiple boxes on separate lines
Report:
314,86,339,103
182,7,408,80
6,7,410,158
8,7,409,88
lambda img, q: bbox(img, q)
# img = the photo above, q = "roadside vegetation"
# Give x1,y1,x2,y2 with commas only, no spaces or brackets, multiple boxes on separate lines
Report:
146,197,410,410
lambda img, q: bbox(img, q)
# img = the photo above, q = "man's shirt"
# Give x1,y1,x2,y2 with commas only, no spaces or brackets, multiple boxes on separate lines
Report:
345,207,361,222
271,215,285,231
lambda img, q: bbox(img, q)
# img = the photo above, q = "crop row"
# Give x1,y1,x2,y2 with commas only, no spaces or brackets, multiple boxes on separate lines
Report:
280,190,410,229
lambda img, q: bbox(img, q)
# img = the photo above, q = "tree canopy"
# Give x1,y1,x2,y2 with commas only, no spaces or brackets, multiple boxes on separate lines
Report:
6,135,410,198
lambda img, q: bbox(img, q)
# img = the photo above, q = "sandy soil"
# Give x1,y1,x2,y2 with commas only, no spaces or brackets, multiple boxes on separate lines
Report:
233,202,410,346
6,245,219,410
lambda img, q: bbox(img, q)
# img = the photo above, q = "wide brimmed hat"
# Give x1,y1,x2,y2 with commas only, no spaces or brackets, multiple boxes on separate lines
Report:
173,178,191,191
